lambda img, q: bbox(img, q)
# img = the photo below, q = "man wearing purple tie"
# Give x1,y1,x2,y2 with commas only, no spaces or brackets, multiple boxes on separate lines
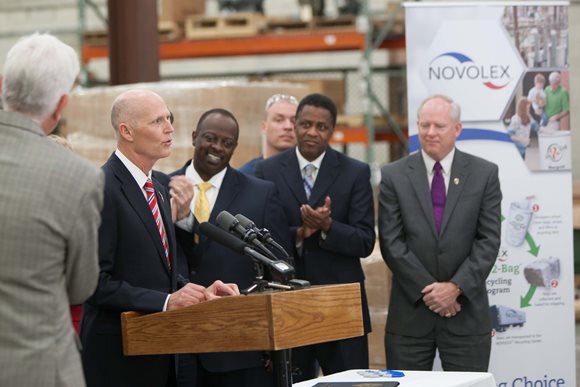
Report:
378,94,502,372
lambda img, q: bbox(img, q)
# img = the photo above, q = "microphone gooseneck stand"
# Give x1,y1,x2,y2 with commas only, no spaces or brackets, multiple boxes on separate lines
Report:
199,218,308,387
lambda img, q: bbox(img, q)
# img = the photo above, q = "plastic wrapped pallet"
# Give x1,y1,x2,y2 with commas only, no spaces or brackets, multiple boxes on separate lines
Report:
60,80,309,173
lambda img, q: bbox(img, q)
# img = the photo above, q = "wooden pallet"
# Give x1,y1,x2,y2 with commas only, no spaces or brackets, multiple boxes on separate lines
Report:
158,21,183,42
83,21,182,45
264,16,356,34
265,17,309,33
83,30,108,46
185,12,264,40
312,16,356,30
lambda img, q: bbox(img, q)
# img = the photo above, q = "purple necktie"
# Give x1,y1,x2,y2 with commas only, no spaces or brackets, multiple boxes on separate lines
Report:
431,162,446,234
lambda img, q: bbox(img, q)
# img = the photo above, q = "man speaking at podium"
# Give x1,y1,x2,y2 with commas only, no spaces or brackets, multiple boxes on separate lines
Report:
168,108,291,387
81,90,239,387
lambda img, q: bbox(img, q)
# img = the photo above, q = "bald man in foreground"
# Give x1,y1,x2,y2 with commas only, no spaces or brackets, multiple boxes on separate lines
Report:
80,89,239,387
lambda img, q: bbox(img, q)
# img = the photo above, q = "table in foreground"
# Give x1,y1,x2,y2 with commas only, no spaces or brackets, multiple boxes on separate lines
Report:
293,369,497,387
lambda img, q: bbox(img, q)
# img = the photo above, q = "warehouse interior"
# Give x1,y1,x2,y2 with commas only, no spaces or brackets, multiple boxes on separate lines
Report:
1,0,580,384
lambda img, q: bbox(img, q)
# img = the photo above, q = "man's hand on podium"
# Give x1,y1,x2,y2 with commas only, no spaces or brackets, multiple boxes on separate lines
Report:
167,283,208,310
167,281,240,310
205,280,240,300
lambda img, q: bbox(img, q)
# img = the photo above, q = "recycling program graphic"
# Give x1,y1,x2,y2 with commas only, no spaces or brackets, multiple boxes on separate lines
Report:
406,2,574,386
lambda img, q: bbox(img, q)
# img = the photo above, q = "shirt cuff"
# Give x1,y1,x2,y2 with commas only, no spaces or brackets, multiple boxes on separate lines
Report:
162,294,170,312
176,212,194,232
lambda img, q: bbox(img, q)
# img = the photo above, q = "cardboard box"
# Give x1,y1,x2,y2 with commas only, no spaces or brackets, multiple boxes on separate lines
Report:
158,0,206,25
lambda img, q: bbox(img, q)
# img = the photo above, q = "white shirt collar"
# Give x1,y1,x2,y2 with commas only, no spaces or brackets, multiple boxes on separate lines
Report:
421,148,455,176
296,147,325,173
115,149,151,190
185,160,227,190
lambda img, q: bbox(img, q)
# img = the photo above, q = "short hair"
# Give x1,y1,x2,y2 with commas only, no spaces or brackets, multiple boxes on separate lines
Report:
196,108,240,140
417,94,461,123
2,33,79,122
264,94,298,113
534,73,545,84
295,93,337,128
548,71,560,83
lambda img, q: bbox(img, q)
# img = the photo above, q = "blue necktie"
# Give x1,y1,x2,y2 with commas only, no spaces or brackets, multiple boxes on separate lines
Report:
431,162,446,234
303,164,315,199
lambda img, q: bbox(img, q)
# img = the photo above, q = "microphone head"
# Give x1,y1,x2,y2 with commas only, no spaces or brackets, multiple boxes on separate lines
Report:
235,214,256,229
216,210,238,232
198,222,247,254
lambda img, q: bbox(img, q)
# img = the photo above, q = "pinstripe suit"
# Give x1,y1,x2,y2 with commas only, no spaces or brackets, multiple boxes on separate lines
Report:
0,110,103,387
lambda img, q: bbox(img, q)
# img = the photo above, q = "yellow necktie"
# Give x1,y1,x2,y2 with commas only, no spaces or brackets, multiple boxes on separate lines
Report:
195,182,213,224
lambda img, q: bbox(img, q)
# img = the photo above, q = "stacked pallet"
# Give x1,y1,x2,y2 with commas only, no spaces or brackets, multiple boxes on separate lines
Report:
84,3,404,44
185,12,265,40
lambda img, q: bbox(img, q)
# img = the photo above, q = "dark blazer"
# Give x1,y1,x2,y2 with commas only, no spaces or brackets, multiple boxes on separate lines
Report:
378,149,502,337
81,153,179,387
170,162,292,373
254,147,375,333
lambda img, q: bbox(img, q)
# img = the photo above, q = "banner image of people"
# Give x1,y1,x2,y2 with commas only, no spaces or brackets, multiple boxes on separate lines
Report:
501,6,570,171
405,2,574,386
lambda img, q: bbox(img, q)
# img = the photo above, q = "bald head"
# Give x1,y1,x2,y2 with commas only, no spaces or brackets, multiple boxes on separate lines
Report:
111,89,166,133
110,89,174,173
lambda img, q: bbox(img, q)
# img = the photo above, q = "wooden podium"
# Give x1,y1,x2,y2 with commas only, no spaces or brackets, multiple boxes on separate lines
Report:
121,283,364,386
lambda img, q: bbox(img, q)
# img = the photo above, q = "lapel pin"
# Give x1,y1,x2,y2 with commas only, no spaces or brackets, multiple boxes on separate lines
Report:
453,178,460,185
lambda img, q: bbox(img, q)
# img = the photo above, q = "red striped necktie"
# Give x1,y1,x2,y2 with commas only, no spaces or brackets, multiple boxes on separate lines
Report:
144,179,170,267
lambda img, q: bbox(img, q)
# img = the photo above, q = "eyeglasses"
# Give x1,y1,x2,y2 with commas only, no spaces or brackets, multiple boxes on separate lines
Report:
265,94,299,112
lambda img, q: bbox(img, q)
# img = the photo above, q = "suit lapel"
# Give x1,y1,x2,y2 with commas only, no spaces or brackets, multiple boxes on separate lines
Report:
407,153,438,237
109,155,170,272
281,150,308,204
440,150,469,236
309,148,340,206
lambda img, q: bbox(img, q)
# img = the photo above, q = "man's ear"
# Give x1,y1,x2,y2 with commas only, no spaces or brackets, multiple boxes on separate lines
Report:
191,130,197,146
260,120,267,135
42,94,69,135
53,94,69,121
118,123,134,142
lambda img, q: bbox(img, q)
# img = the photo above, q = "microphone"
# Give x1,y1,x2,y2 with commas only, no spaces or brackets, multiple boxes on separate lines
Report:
216,210,278,260
199,222,295,283
216,210,258,244
235,214,290,260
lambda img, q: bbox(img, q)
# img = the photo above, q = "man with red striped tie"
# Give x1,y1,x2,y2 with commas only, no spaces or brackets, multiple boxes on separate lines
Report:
81,89,239,387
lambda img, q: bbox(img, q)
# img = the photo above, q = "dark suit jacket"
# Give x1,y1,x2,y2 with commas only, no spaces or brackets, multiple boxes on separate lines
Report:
81,153,179,387
255,147,375,333
169,162,292,373
378,149,502,337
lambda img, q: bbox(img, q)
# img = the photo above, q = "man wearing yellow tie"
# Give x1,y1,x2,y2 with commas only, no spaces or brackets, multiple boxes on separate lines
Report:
168,108,292,387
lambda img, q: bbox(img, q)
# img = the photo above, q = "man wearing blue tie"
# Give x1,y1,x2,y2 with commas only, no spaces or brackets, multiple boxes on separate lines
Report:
255,93,375,382
378,94,502,372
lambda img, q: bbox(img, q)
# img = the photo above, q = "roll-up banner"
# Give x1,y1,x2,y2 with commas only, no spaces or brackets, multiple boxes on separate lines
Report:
405,2,574,386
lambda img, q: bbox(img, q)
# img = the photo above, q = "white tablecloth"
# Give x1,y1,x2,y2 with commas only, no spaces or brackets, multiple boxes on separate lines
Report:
293,369,496,387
